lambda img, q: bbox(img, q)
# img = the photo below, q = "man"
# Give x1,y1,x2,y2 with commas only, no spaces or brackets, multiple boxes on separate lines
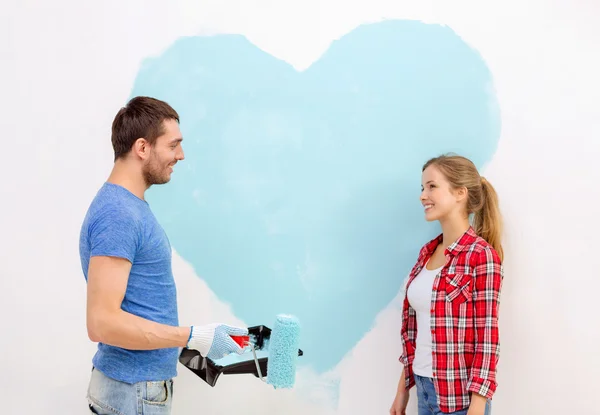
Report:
80,96,247,414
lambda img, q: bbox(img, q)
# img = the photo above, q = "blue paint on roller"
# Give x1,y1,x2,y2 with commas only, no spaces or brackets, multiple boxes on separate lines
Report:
266,314,301,389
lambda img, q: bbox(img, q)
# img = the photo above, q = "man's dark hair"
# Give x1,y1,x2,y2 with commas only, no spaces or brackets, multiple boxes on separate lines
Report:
111,96,180,160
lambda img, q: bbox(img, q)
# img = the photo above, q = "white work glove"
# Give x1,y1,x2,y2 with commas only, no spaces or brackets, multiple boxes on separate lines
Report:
186,323,249,360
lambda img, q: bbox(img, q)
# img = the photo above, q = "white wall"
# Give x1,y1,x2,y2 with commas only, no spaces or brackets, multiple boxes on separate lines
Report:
2,1,600,414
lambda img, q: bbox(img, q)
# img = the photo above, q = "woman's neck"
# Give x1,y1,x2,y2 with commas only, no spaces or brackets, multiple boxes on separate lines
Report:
439,215,471,249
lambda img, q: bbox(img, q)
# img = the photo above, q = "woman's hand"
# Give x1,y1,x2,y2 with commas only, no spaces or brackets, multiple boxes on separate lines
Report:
466,392,487,415
389,390,409,415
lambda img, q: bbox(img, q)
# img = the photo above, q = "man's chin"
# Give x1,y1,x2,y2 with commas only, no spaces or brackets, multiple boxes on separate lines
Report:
146,175,171,186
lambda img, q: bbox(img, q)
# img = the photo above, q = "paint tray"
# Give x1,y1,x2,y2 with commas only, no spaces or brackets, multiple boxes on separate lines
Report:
178,324,303,387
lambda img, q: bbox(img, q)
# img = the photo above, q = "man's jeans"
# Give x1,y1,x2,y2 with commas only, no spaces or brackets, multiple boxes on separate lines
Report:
87,367,173,415
415,374,492,415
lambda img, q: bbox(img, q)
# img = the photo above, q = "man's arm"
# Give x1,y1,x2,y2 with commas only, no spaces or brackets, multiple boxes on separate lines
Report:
86,255,190,350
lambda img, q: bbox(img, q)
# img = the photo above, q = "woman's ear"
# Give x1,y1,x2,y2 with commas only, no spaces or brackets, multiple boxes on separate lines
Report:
455,186,468,203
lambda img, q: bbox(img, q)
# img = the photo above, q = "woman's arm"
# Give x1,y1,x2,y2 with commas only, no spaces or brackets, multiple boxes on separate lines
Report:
467,246,504,402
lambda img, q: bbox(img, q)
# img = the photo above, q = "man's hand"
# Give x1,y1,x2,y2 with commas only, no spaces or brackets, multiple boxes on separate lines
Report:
187,324,249,360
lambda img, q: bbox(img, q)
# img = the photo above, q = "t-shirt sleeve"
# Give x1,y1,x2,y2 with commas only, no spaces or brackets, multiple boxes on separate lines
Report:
88,207,140,263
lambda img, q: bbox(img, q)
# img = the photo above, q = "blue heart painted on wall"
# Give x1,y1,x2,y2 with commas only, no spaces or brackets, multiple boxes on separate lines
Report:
131,20,500,373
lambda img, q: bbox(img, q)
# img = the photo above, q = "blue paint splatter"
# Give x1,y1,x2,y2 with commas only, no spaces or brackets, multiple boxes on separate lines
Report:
130,20,500,374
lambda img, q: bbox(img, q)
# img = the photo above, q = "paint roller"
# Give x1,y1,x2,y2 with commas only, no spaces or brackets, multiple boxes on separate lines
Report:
179,313,302,389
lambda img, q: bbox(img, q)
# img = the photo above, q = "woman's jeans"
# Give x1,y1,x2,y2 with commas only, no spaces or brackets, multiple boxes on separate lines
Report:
415,374,492,415
87,367,173,415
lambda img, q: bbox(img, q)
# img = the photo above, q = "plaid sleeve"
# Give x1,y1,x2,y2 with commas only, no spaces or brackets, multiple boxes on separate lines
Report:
399,291,416,390
467,246,503,399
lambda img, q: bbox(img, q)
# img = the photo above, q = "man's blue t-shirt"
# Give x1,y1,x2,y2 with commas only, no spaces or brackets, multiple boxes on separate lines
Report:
79,182,179,384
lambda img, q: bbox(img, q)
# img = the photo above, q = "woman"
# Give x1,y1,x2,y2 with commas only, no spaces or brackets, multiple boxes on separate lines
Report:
390,154,503,415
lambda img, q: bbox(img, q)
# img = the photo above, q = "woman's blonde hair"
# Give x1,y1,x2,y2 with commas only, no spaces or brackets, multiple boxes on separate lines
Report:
423,154,504,261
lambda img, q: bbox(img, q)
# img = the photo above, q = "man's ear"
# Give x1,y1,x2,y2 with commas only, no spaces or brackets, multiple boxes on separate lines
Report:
132,138,150,160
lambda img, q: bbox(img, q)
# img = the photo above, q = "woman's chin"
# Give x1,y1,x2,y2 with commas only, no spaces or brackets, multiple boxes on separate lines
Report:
424,210,438,222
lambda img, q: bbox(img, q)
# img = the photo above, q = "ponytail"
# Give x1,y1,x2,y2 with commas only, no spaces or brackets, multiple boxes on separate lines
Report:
473,177,504,261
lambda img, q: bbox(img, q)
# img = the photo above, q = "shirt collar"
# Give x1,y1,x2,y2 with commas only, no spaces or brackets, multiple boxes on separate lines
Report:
421,226,478,258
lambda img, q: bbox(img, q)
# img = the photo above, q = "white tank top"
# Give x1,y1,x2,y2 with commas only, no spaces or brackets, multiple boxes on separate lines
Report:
407,263,443,378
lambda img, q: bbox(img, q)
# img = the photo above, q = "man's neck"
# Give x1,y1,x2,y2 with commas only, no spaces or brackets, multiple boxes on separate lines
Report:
107,161,148,200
